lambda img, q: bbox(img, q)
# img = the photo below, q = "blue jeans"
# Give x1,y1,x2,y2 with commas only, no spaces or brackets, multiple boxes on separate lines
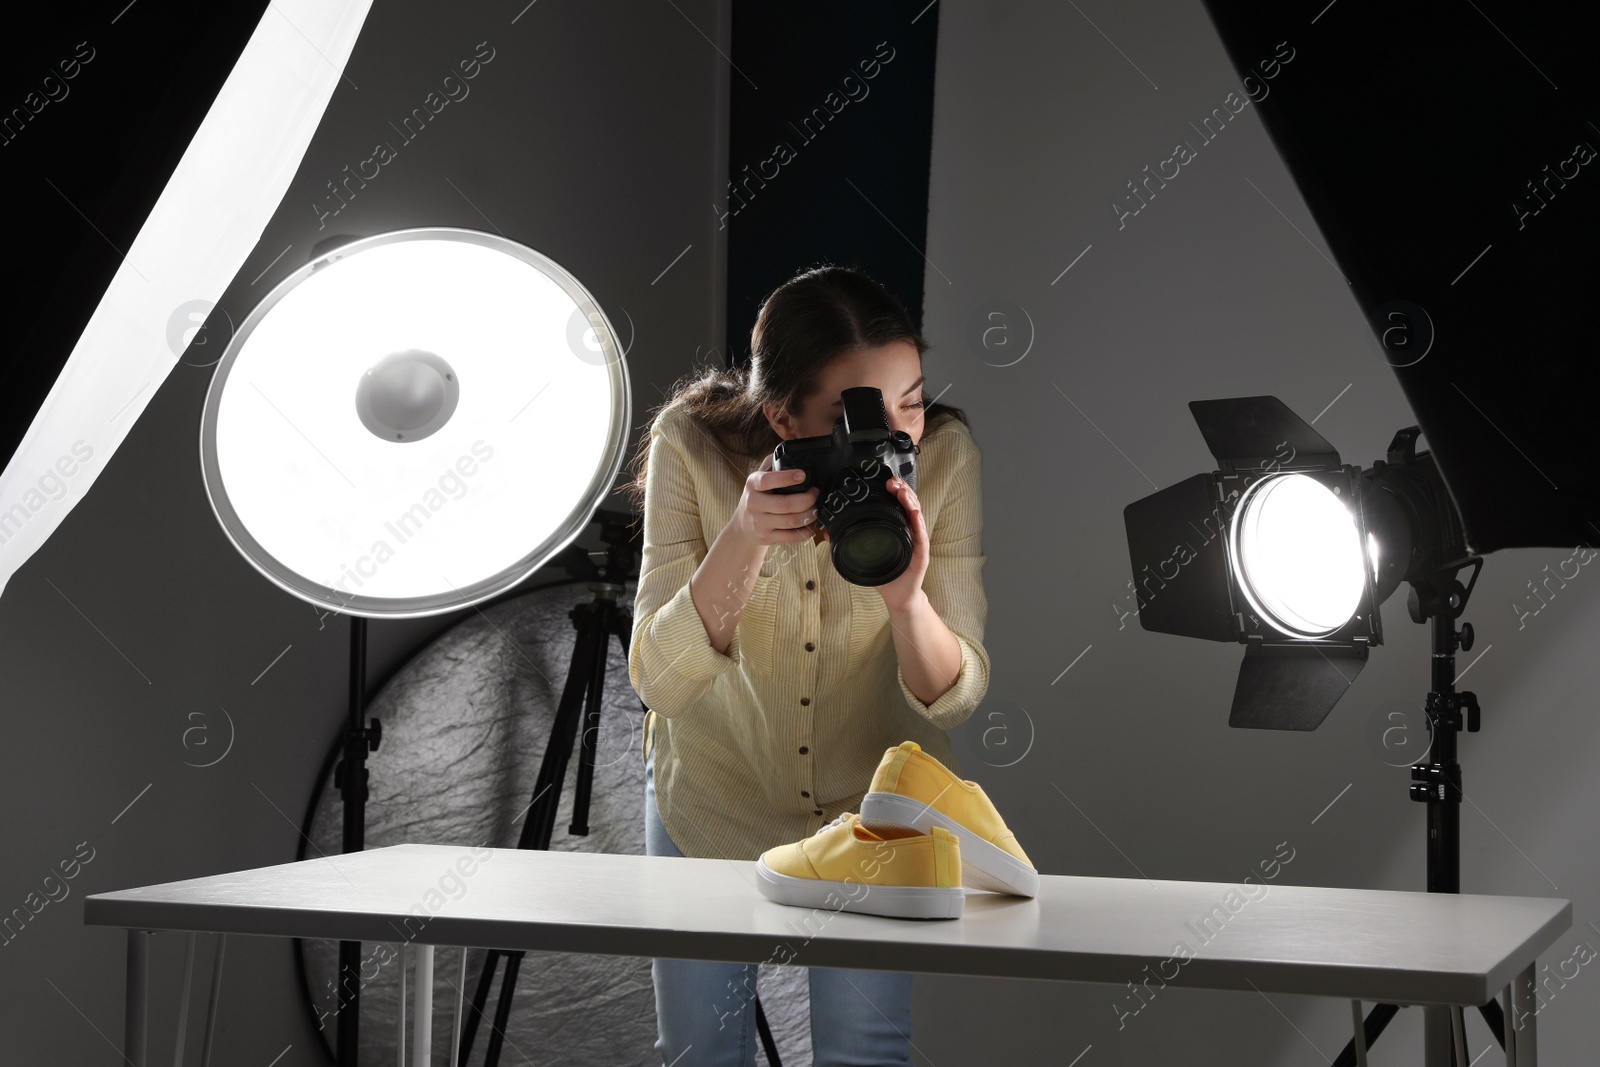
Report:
645,745,915,1067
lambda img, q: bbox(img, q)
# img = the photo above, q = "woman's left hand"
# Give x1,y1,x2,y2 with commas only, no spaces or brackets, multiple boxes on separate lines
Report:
875,474,930,614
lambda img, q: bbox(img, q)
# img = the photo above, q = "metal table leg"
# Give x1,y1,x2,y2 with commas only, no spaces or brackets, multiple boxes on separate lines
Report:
1507,961,1538,1066
126,929,149,1067
413,944,434,1067
201,935,227,1067
399,943,407,1065
451,948,465,1067
1425,1004,1454,1066
174,932,196,1066
1350,1000,1368,1067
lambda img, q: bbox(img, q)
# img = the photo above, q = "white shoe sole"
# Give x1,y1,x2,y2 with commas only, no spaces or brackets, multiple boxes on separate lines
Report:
859,792,1040,898
755,858,964,920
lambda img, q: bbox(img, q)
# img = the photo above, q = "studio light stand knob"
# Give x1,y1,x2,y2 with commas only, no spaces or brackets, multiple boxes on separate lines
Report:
333,717,382,798
1409,761,1462,803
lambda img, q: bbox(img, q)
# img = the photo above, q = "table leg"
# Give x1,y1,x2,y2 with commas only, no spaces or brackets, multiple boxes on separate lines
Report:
201,935,226,1067
1451,1005,1468,1066
1508,961,1537,1066
1502,984,1514,1066
1349,1000,1368,1067
451,948,464,1067
398,943,407,1065
1424,1005,1454,1067
413,944,434,1067
174,932,196,1066
126,929,149,1067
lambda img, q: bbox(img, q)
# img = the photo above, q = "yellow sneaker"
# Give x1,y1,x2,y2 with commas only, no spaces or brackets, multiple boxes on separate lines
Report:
859,741,1039,898
756,812,965,920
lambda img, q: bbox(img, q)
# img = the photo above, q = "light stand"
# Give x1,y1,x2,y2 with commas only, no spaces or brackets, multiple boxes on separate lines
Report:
334,616,382,1064
1124,405,1523,1067
200,226,635,1065
1336,558,1507,1066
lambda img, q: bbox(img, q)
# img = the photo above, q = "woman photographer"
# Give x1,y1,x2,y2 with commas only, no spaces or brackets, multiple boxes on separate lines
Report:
624,264,991,1067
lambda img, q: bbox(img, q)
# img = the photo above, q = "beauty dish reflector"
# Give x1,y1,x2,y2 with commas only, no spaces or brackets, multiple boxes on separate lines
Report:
199,227,630,618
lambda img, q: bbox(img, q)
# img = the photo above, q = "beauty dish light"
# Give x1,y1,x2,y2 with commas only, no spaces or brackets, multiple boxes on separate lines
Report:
199,227,630,618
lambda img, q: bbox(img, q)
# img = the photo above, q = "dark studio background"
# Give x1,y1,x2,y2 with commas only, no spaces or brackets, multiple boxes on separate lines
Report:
724,5,940,365
1,1,1597,1064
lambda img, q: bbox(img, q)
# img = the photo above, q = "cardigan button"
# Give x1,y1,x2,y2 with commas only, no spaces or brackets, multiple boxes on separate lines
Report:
804,642,815,652
805,580,816,590
798,746,809,755
813,809,823,816
800,697,810,706
800,790,810,798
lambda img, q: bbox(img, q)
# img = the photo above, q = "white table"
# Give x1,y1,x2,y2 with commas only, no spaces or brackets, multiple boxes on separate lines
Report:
84,843,1570,1066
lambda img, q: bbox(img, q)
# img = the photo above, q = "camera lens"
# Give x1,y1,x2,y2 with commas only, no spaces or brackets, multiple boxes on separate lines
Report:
842,526,899,569
834,516,912,585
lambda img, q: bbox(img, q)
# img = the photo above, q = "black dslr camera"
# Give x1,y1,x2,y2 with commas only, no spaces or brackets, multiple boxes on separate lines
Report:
770,386,920,586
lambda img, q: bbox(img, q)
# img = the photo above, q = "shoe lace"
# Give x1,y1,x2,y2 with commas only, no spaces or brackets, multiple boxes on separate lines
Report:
821,812,854,833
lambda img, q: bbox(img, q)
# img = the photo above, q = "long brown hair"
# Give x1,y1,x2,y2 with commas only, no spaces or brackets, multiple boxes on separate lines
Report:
620,264,968,509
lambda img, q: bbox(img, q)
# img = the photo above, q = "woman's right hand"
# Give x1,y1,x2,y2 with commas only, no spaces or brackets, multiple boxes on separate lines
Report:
727,453,821,547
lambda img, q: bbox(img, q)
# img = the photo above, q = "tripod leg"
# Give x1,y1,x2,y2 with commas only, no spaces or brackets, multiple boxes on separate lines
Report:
459,949,502,1061
481,602,612,1067
1334,1003,1399,1067
520,602,604,852
485,952,524,1064
754,992,782,1066
1478,997,1506,1048
570,598,616,837
470,608,599,1067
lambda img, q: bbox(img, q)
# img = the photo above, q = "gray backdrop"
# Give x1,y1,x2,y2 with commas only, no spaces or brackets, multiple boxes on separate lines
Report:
909,3,1599,1065
1,1,1594,1065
